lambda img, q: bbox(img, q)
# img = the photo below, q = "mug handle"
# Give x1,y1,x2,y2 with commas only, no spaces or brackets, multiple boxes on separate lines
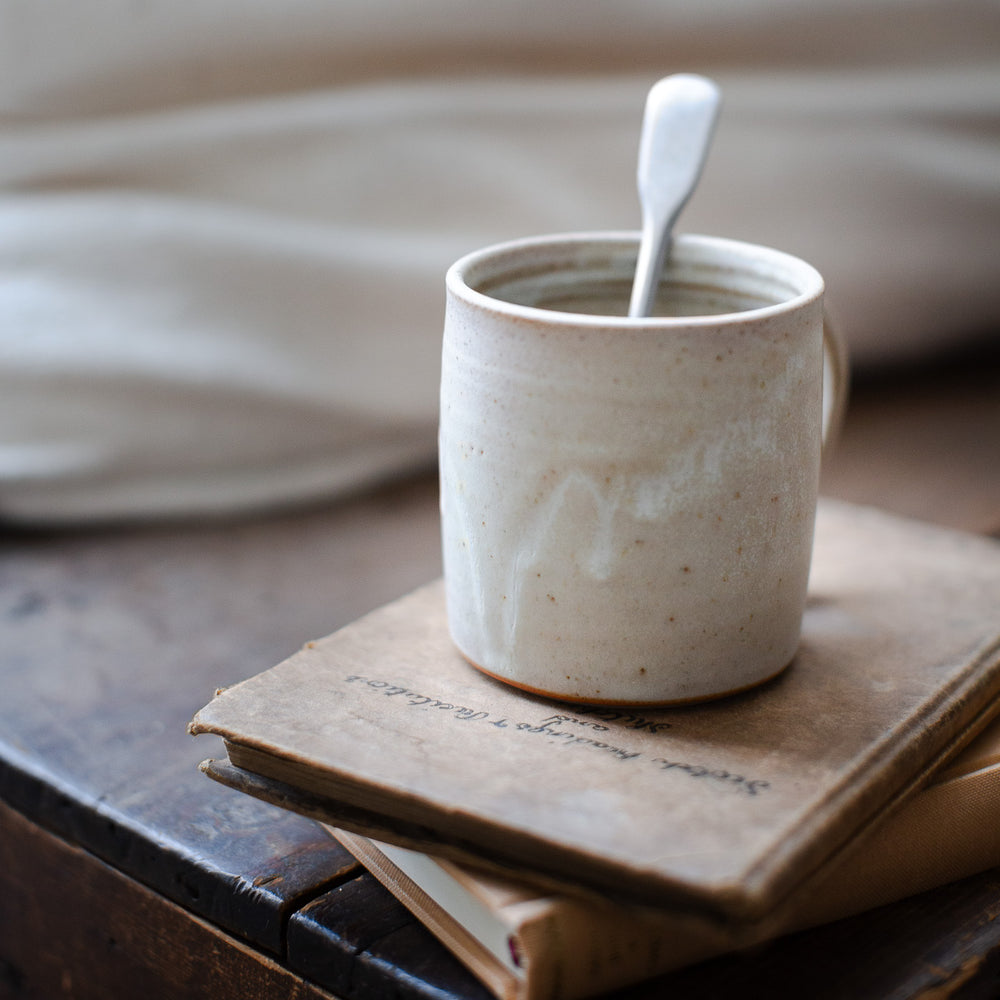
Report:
822,312,850,453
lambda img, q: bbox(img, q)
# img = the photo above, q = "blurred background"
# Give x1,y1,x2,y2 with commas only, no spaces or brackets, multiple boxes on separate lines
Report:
2,0,998,523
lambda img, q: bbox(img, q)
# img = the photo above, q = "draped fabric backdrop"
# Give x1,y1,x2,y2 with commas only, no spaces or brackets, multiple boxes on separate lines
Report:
2,1,998,521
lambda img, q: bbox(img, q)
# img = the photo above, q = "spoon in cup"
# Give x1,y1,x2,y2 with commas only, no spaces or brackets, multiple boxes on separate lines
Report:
628,74,721,318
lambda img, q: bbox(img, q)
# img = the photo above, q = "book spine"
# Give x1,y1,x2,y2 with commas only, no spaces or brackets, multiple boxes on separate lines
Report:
508,896,733,1000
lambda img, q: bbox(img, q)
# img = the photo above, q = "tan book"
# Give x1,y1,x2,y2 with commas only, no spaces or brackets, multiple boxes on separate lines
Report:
190,500,1000,929
198,715,1000,1000
325,713,1000,1000
327,826,728,1000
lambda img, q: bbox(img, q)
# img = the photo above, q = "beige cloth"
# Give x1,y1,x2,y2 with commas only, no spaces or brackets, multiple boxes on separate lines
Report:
2,1,999,521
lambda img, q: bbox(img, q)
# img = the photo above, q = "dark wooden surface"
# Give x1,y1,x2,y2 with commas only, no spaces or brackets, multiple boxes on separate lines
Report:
0,798,337,1000
2,343,999,999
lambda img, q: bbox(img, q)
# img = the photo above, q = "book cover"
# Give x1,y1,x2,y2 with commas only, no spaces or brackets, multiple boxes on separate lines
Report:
190,500,1000,925
322,715,1000,999
199,713,1000,1000
328,827,725,1000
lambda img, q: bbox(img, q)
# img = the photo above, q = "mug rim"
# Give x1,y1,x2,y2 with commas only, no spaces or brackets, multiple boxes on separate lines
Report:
446,230,825,328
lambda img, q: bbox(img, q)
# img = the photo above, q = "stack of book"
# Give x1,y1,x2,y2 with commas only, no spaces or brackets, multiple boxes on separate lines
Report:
191,500,1000,1000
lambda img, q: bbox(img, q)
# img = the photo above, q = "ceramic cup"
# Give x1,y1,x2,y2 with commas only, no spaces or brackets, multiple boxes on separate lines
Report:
439,232,847,705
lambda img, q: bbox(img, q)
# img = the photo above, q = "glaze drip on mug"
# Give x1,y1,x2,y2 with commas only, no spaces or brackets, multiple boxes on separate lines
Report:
440,232,839,705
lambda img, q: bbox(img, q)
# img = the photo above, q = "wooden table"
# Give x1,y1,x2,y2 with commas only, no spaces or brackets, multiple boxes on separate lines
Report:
2,345,999,999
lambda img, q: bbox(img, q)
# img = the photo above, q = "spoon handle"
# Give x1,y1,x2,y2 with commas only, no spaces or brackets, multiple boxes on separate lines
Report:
628,75,721,318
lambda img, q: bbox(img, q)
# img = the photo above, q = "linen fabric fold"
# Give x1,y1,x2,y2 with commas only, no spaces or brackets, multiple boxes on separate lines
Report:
3,1,998,521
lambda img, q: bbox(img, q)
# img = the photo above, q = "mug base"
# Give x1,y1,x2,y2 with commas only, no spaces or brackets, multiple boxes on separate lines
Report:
460,651,792,708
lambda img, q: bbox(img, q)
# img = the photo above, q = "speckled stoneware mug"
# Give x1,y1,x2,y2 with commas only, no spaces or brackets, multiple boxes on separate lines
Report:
439,232,847,705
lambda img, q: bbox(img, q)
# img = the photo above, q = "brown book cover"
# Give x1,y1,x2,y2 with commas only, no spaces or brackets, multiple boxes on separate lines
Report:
198,715,1000,1000
324,706,1000,1000
190,500,1000,926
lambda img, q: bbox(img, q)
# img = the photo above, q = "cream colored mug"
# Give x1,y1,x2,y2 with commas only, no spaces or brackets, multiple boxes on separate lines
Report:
439,232,847,705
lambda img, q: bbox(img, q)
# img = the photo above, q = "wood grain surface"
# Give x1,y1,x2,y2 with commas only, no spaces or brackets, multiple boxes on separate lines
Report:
2,346,999,999
0,798,338,1000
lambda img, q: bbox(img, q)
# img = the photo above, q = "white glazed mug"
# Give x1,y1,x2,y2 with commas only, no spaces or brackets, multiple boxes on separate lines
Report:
439,232,847,705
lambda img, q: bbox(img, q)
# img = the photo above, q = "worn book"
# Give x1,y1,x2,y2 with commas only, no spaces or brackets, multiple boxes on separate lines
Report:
190,500,1000,929
198,716,1000,1000
324,713,1000,1000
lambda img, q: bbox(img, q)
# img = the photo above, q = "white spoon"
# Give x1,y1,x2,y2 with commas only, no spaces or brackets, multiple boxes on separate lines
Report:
628,75,721,318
